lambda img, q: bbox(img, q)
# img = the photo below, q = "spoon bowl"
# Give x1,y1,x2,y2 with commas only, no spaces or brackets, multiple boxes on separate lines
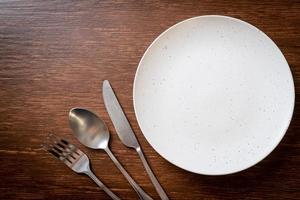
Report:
69,108,109,149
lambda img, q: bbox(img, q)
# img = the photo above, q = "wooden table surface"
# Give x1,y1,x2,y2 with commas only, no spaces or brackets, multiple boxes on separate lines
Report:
0,0,299,199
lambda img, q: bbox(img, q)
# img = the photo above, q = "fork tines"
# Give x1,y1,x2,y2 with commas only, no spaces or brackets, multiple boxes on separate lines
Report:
42,133,83,167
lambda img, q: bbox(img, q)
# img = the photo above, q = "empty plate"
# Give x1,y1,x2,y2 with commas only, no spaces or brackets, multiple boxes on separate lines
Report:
133,15,294,175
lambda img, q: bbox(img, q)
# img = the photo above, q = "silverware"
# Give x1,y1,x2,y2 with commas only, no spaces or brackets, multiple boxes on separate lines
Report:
102,80,169,200
42,134,120,200
69,108,153,200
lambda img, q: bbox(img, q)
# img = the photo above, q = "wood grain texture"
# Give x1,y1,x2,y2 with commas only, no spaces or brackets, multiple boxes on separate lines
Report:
0,0,299,199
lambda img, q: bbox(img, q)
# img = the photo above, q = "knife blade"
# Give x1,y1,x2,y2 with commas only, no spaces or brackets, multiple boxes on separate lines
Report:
102,80,139,149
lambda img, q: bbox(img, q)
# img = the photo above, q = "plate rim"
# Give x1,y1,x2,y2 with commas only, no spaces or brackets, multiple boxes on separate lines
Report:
133,15,295,175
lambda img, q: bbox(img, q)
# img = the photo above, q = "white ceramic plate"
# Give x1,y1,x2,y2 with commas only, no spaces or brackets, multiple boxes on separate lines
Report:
133,16,294,175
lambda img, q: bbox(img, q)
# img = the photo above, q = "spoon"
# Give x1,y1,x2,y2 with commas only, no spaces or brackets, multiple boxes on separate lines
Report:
69,108,153,200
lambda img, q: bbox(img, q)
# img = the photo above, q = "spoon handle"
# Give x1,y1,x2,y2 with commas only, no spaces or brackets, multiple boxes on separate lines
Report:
105,147,153,200
85,170,120,200
136,146,169,200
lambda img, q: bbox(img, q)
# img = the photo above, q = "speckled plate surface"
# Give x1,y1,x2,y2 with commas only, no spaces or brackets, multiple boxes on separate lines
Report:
133,16,295,175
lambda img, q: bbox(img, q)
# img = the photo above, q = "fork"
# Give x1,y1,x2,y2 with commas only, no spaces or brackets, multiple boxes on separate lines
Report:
42,133,120,200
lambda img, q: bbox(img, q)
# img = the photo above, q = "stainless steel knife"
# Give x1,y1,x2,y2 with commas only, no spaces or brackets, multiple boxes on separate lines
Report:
102,80,169,200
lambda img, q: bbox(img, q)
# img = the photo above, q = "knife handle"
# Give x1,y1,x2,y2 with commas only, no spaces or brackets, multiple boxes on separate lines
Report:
104,147,153,200
136,146,169,200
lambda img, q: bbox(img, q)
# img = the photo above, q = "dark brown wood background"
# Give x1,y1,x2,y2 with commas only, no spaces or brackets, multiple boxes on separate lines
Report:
0,0,299,199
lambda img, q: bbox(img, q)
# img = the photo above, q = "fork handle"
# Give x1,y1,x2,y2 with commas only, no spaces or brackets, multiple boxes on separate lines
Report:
105,147,153,200
85,170,120,200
